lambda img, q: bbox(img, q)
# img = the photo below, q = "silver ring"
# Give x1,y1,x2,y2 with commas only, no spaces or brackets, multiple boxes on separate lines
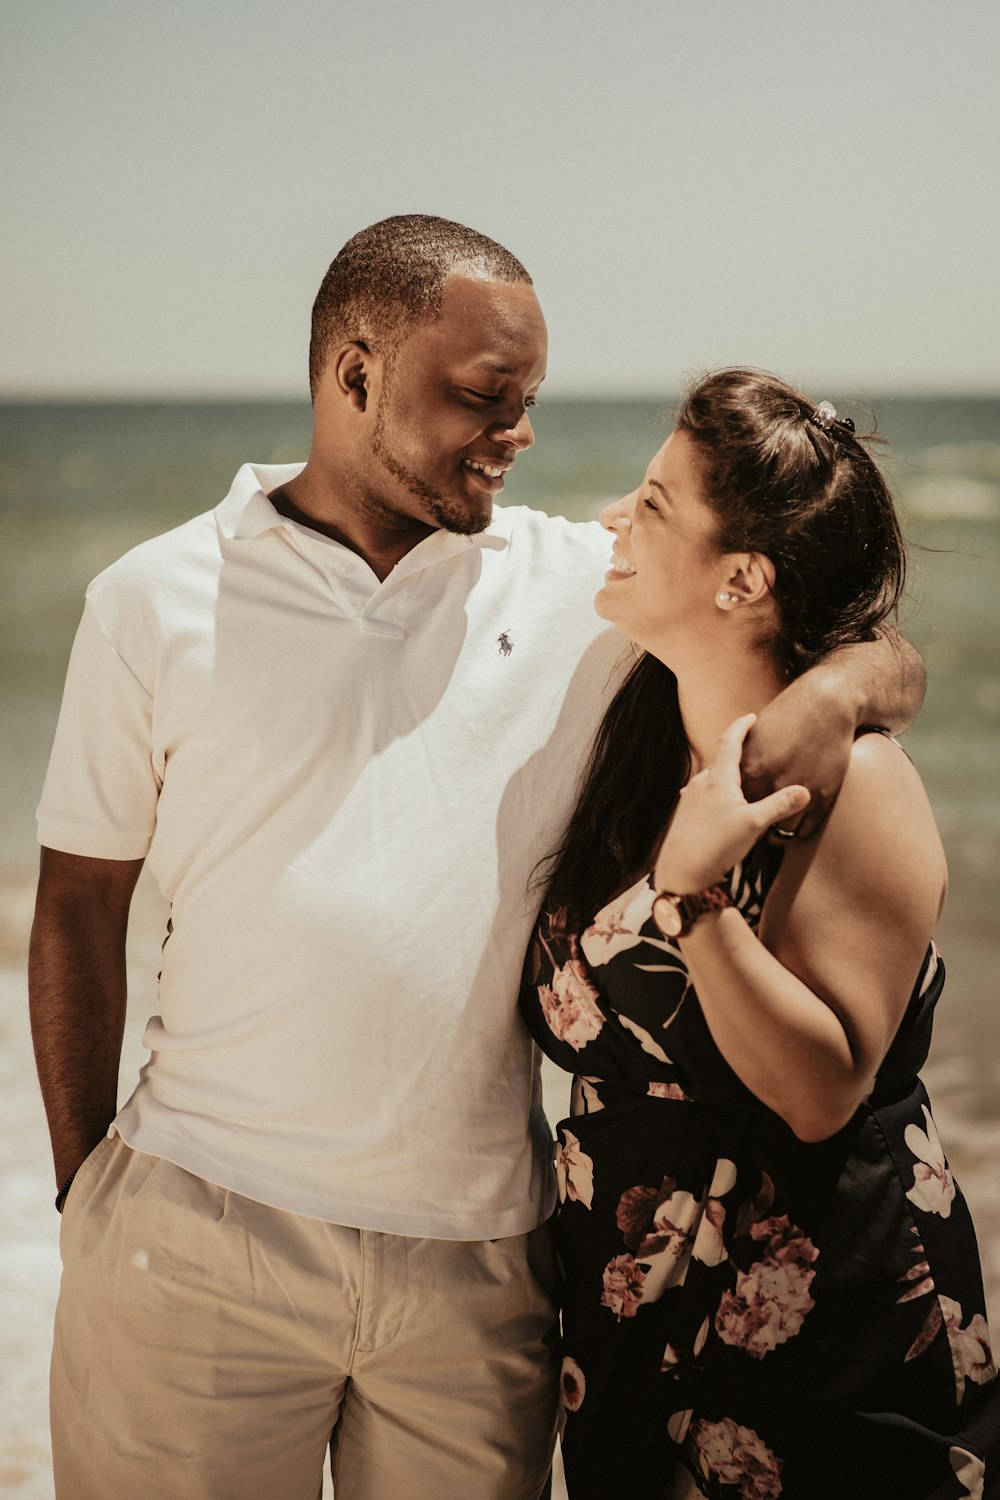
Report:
771,825,799,841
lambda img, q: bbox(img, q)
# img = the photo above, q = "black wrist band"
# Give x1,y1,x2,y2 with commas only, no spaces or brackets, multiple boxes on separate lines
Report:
55,1169,78,1213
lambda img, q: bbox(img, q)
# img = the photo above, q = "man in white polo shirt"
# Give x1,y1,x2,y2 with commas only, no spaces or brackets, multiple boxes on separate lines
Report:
30,215,924,1500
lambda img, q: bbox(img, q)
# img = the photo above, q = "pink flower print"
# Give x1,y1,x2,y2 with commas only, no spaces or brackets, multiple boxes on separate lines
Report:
693,1159,736,1268
950,1445,986,1500
581,877,657,965
639,1189,700,1299
904,1105,956,1218
734,1171,775,1239
918,942,941,998
667,1407,693,1444
661,1319,708,1375
600,1253,648,1319
556,1130,595,1209
617,1011,672,1063
615,1175,703,1299
615,1174,695,1256
670,1466,703,1500
940,1297,999,1401
536,953,604,1051
750,1215,820,1271
647,1079,692,1101
715,1263,816,1359
643,1189,699,1260
691,1417,783,1499
694,1418,743,1485
616,1182,665,1245
709,1158,738,1199
960,1313,998,1385
905,1300,945,1363
570,1075,605,1115
715,1216,818,1359
693,1195,728,1267
897,1230,936,1307
560,1356,586,1412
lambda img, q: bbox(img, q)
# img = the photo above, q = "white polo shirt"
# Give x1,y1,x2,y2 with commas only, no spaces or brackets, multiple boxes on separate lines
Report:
37,463,624,1238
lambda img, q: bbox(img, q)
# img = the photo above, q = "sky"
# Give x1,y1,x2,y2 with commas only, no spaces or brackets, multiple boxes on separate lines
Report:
3,0,999,399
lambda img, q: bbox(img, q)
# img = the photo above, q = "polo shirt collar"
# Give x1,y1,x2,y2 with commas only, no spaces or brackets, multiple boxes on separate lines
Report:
215,462,512,562
216,463,305,540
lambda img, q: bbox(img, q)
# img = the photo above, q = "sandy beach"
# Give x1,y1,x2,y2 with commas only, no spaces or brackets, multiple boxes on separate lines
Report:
2,866,998,1499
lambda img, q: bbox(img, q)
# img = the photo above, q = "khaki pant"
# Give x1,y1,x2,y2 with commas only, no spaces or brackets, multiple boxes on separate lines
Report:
52,1136,560,1499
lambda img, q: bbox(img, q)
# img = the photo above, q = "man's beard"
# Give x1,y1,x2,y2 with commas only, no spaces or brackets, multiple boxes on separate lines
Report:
370,400,491,536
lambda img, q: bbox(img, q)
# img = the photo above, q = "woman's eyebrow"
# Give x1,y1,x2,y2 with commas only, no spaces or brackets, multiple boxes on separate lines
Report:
648,479,671,501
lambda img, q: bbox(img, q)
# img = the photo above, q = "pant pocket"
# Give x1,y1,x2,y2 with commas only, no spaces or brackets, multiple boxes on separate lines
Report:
58,1133,116,1241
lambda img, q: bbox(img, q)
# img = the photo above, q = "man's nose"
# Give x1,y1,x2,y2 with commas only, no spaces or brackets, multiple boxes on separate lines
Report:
489,406,535,450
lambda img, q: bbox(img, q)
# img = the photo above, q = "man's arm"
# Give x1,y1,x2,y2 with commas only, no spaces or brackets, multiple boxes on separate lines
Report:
29,848,144,1196
741,629,926,838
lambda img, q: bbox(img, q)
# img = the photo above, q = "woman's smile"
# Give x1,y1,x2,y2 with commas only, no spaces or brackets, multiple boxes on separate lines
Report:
605,548,637,580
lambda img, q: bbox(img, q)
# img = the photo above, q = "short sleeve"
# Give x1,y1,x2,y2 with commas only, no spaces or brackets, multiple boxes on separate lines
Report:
36,602,160,859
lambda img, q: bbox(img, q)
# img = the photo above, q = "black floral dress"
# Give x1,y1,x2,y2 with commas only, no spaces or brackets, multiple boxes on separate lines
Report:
519,842,999,1500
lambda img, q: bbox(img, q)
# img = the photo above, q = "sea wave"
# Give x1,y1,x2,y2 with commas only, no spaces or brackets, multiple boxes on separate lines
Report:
920,441,1000,480
902,474,1000,520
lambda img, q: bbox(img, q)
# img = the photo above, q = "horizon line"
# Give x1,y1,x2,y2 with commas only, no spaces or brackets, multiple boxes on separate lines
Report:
3,384,1000,405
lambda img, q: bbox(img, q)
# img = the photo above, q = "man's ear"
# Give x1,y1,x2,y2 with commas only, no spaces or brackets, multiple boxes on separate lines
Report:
721,551,776,608
324,341,376,413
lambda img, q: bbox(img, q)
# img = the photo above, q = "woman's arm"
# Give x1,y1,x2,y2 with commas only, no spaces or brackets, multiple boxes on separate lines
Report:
654,726,946,1140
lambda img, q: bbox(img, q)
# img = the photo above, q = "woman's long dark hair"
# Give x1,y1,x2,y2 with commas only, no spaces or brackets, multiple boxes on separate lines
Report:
540,368,907,932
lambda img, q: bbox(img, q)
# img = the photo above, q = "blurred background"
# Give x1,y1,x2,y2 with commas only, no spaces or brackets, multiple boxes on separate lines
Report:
2,2,998,1494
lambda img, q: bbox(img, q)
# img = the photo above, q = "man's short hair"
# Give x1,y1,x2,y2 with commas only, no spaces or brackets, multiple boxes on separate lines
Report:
308,214,532,397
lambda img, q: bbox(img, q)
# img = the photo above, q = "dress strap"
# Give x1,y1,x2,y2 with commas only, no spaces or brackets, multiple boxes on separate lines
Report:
855,723,912,763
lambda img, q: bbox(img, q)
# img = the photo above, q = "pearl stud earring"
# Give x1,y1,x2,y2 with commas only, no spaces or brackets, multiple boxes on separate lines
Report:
717,591,739,605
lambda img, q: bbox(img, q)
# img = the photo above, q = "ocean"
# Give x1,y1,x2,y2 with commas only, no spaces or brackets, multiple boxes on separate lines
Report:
4,394,999,921
1,395,998,1496
3,395,999,1043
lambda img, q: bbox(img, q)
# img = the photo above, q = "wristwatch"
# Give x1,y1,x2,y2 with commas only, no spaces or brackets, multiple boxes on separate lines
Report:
651,882,732,938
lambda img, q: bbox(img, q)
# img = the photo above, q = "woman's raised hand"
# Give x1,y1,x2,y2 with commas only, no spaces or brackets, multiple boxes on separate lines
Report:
653,714,811,895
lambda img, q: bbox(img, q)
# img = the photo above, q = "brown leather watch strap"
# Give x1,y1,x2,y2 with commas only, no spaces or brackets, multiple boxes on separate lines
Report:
652,882,732,938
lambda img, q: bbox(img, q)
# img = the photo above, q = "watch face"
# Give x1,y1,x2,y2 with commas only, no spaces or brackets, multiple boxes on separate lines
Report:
652,893,682,937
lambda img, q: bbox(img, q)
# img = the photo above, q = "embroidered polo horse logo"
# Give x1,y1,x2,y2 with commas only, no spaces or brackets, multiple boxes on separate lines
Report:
497,629,513,657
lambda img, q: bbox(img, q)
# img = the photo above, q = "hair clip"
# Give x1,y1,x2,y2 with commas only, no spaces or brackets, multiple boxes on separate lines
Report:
807,401,855,435
808,401,838,431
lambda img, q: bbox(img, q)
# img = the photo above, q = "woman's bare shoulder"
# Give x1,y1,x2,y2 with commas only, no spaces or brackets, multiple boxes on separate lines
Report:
838,731,940,837
788,732,947,922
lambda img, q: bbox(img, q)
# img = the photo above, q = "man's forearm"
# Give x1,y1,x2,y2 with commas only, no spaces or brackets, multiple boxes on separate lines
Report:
824,627,926,734
29,851,141,1189
741,629,926,835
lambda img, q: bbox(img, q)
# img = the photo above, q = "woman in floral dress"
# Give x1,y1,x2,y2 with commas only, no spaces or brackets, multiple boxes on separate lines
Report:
520,370,998,1499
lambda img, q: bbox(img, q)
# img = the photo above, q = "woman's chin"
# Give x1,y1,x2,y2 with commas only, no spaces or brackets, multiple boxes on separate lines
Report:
594,585,621,622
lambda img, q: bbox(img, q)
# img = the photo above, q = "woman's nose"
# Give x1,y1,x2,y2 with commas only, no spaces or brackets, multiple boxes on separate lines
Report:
599,492,635,533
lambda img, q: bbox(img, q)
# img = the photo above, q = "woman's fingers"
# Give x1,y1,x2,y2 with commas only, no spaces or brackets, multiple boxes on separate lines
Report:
716,713,758,777
751,783,811,832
